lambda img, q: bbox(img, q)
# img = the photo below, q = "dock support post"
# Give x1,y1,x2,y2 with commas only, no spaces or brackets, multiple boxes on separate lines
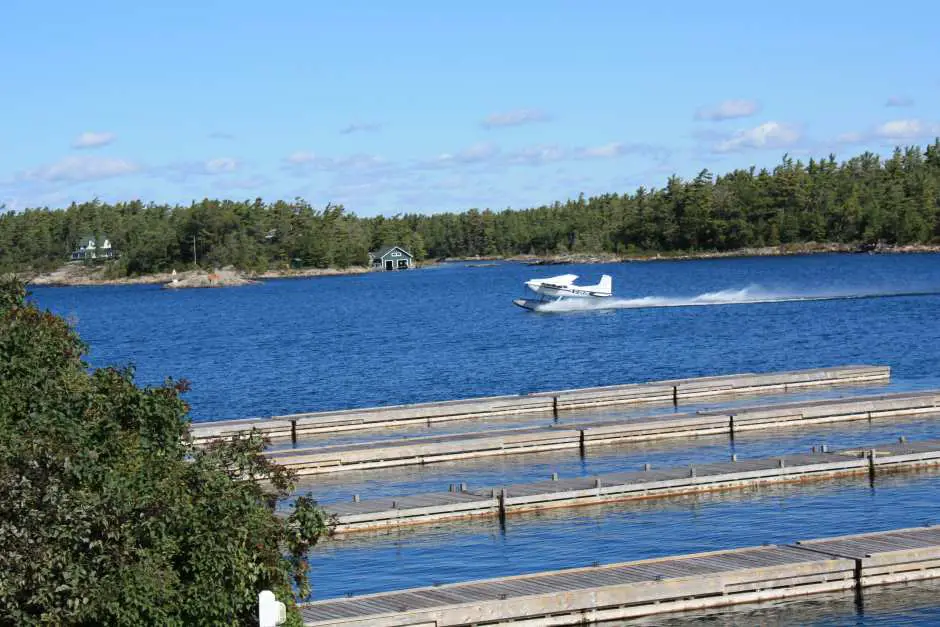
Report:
644,463,651,471
352,494,359,503
290,420,297,444
672,386,678,407
732,454,738,462
868,449,876,483
498,488,507,524
551,473,558,481
579,430,586,457
552,396,559,419
729,415,735,441
460,482,467,492
689,464,696,478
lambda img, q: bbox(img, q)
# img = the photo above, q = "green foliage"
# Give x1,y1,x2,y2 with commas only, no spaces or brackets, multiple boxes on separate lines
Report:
0,278,328,626
2,141,940,275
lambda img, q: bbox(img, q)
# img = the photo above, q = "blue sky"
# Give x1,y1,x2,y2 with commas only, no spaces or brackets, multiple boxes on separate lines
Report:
2,0,938,216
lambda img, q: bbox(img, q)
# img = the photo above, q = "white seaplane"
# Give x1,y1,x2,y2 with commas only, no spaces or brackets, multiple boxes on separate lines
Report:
513,273,614,311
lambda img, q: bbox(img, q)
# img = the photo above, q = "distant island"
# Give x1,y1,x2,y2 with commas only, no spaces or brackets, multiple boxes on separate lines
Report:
4,140,940,286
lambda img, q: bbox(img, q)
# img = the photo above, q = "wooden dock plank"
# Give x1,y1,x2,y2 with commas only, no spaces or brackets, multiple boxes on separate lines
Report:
299,540,872,626
265,390,940,477
324,439,940,533
190,365,891,443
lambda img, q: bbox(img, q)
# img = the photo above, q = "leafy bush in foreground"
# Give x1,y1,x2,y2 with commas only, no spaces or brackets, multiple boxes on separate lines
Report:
0,278,328,625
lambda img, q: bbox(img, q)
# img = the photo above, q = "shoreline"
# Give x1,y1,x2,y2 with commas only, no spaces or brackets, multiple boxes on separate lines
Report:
19,243,940,287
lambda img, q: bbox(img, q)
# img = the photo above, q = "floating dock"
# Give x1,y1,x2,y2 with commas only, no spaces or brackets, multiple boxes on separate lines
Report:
189,365,889,444
325,438,940,534
266,390,940,476
300,525,940,626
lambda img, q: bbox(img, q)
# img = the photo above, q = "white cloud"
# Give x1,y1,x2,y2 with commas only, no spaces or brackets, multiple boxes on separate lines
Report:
873,119,938,140
204,157,239,174
885,96,914,108
340,122,382,134
695,99,761,122
214,175,270,191
507,144,566,166
71,131,116,149
19,155,140,183
283,151,390,174
422,142,500,168
286,151,317,165
834,119,940,146
160,157,244,182
574,142,666,159
481,108,550,129
713,121,801,153
835,131,865,144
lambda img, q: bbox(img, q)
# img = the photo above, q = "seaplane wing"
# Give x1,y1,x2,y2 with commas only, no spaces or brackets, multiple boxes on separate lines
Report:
527,274,578,287
525,274,579,289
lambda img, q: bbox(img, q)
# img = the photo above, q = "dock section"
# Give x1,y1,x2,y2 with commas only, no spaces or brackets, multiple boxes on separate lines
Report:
189,365,889,444
300,526,940,626
266,391,940,476
325,438,940,533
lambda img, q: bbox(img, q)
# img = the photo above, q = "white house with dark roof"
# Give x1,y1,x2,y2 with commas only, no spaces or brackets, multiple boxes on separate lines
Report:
70,235,115,261
368,245,413,271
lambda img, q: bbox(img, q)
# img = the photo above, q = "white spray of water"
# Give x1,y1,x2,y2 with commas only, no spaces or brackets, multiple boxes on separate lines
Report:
530,284,939,313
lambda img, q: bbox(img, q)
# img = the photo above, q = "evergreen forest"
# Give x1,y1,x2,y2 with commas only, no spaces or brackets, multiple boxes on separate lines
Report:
3,142,939,276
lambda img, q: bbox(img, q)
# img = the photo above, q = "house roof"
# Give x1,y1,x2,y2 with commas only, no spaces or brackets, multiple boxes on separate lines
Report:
371,245,412,259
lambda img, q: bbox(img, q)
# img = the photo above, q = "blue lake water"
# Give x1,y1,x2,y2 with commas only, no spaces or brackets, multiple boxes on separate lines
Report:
28,253,940,624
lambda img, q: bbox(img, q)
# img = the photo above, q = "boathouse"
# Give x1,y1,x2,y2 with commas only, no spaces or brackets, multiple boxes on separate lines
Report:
369,245,413,271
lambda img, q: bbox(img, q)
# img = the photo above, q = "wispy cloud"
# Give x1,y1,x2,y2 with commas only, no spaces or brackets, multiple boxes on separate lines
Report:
213,175,270,191
208,131,236,140
283,151,391,175
18,155,140,183
506,144,566,166
885,96,914,108
162,157,242,182
574,141,668,160
340,122,382,135
836,118,940,145
873,119,938,140
481,108,550,129
421,142,500,168
695,99,761,122
71,131,116,149
712,121,801,153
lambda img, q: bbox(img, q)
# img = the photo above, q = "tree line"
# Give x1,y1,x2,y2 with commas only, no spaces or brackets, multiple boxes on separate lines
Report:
2,141,939,275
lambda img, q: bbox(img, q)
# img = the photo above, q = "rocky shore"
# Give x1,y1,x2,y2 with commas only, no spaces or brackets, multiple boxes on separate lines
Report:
162,268,260,289
24,264,370,288
20,243,940,287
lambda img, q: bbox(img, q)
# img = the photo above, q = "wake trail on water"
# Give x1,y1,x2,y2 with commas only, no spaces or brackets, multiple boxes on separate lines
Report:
532,284,940,313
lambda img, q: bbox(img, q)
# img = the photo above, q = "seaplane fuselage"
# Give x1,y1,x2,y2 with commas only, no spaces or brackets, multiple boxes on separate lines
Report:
514,273,614,310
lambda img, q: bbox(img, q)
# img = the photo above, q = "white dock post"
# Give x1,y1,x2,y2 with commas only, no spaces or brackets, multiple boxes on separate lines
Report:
259,590,286,627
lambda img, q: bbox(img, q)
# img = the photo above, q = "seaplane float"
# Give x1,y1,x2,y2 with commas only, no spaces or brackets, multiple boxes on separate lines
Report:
513,273,614,311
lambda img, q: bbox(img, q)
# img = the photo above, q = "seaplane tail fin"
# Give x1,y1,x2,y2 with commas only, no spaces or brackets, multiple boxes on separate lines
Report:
578,274,612,295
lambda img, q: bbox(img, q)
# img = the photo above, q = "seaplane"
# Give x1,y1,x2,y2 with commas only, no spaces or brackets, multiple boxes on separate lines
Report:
513,273,614,311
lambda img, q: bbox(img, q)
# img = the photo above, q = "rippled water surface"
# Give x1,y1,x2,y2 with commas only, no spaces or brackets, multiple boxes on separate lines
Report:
29,253,940,624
